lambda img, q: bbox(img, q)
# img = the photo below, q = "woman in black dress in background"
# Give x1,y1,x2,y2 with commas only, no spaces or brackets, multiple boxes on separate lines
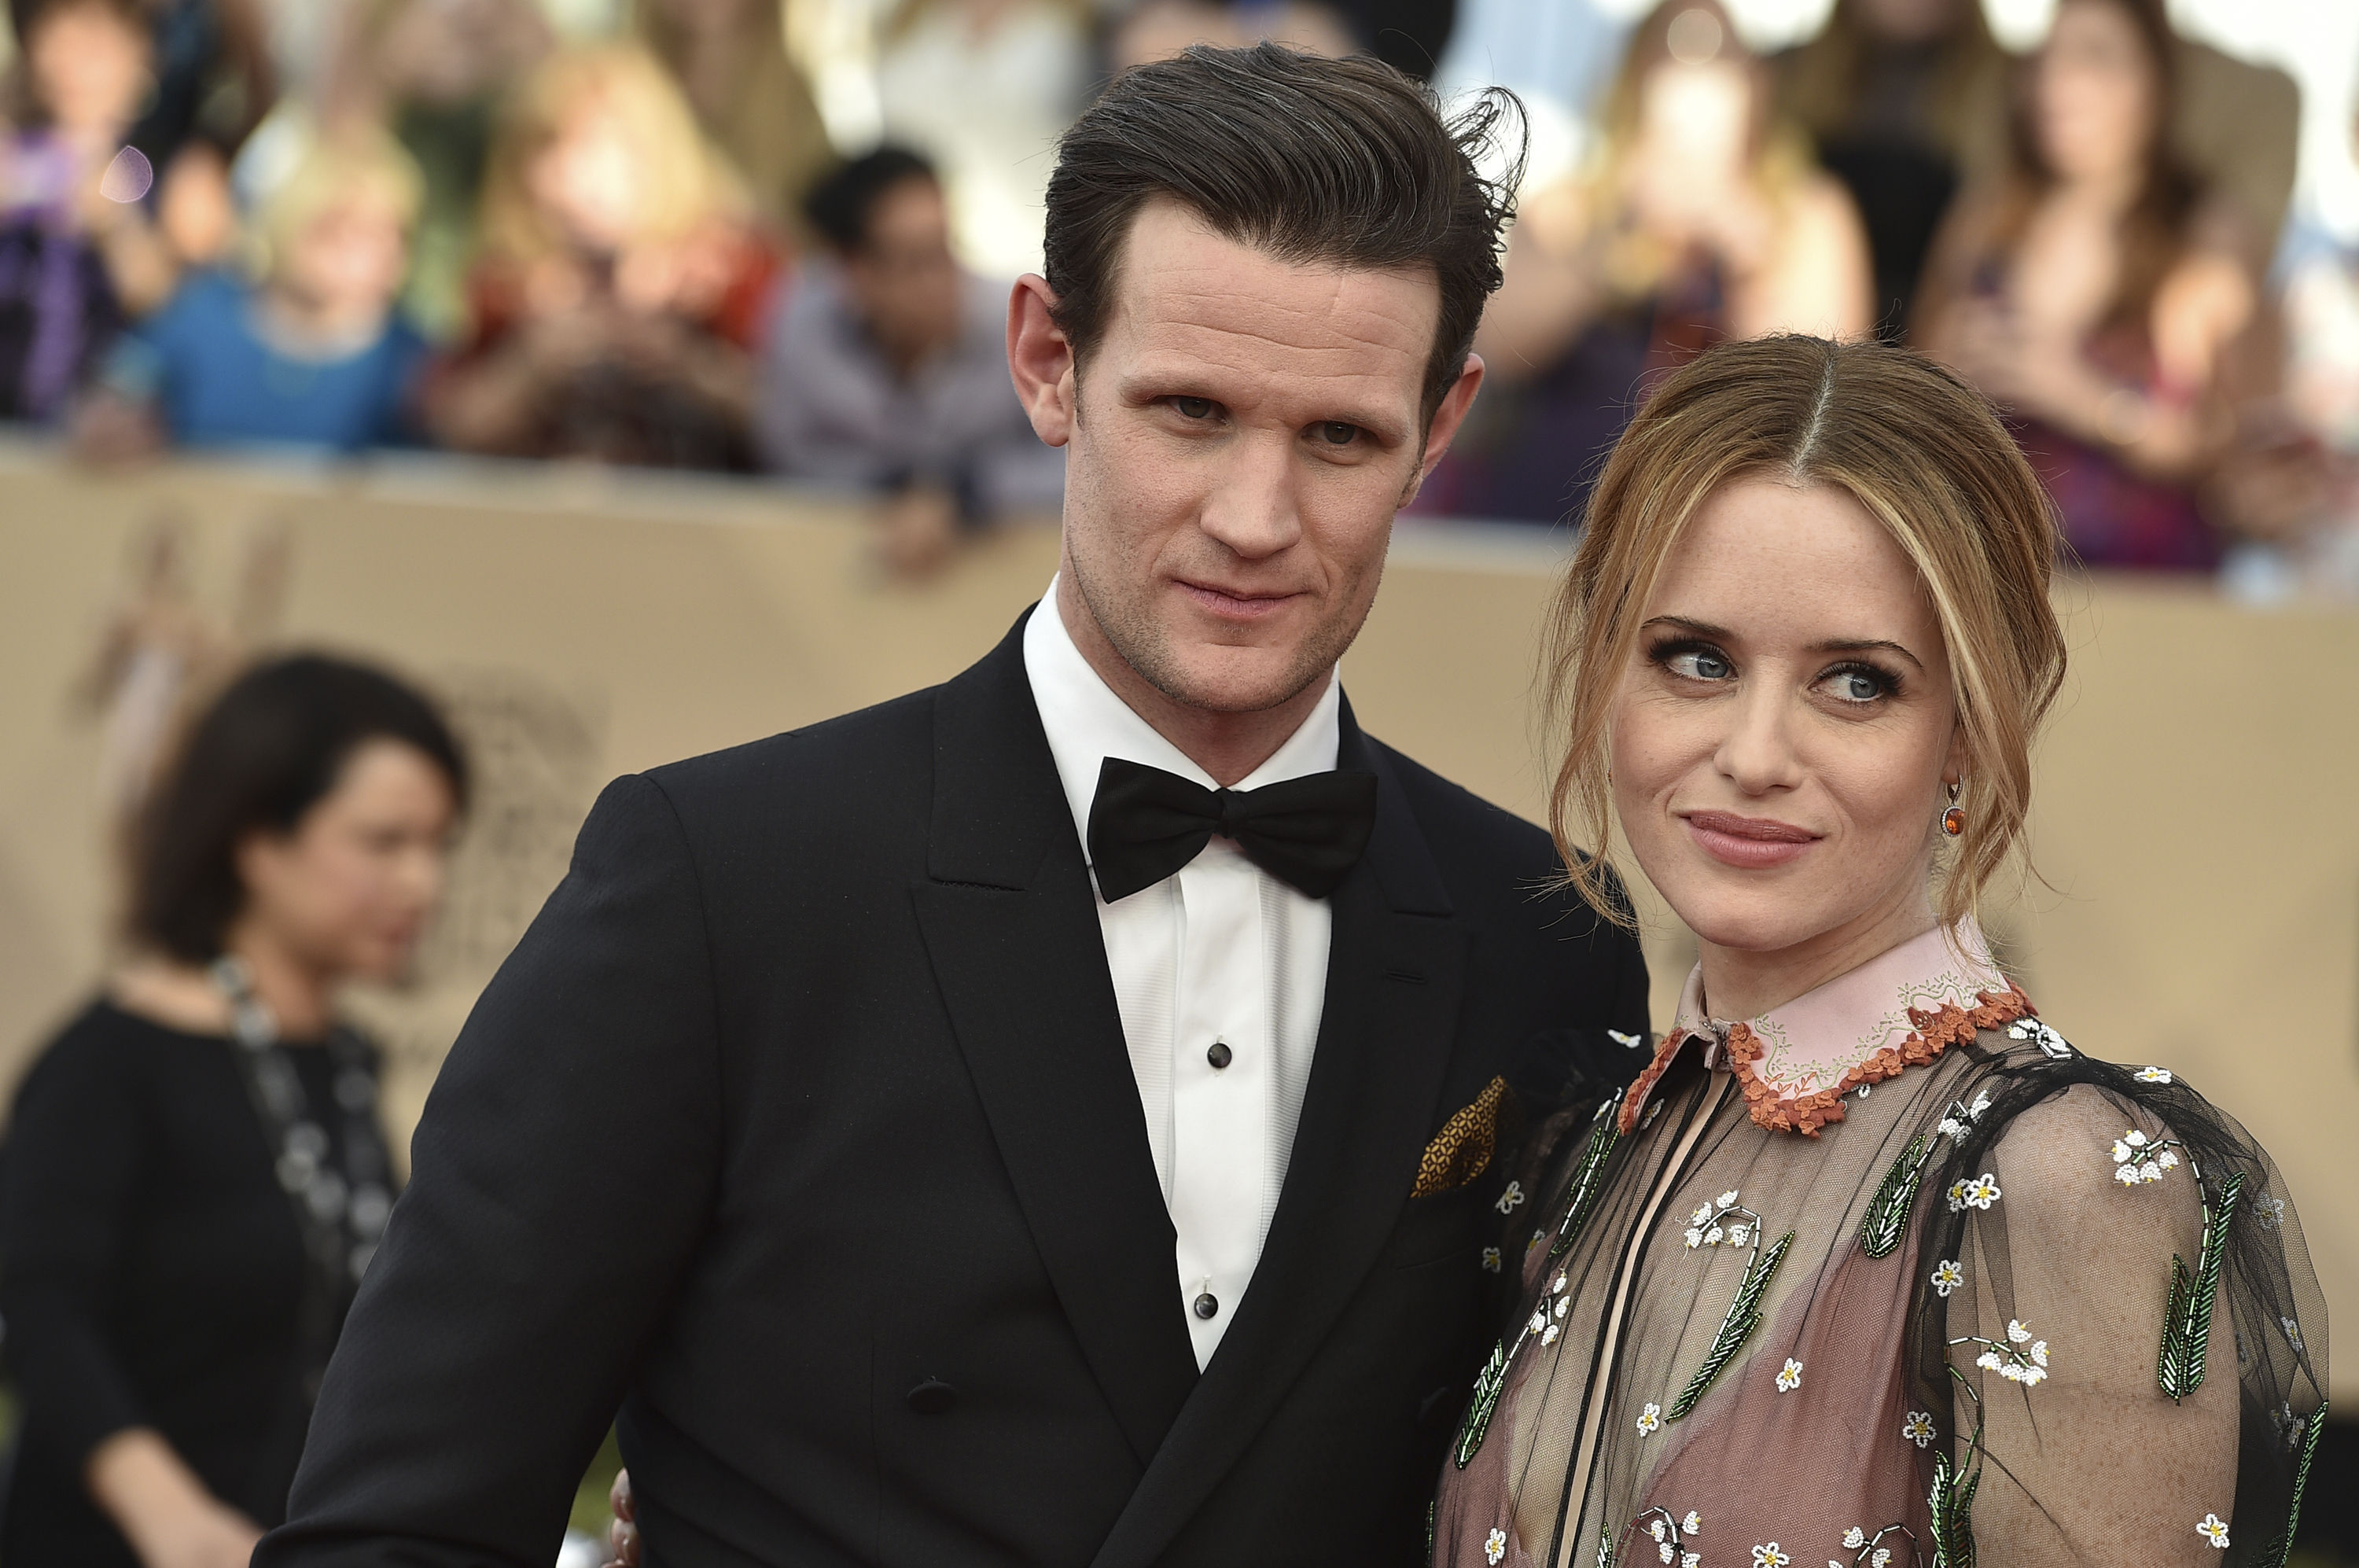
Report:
0,654,466,1568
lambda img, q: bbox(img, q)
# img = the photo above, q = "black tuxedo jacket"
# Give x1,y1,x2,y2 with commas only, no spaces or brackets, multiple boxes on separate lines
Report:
260,613,1648,1568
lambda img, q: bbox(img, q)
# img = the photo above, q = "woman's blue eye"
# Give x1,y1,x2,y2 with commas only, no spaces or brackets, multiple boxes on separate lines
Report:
1667,650,1731,681
1173,396,1214,419
1824,669,1888,702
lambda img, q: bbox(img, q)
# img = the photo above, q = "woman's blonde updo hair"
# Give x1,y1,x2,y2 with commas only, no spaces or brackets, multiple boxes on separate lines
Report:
1544,334,2066,933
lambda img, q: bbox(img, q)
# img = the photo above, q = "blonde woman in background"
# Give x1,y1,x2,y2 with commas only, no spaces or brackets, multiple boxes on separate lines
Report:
635,0,833,237
1430,331,2324,1568
872,0,1087,280
1421,0,1870,525
74,127,431,456
421,42,782,468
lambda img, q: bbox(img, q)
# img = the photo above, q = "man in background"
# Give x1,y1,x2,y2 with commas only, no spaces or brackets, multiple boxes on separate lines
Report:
756,147,1065,576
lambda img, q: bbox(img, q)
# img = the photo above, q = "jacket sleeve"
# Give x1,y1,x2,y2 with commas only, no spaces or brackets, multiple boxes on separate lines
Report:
258,773,727,1568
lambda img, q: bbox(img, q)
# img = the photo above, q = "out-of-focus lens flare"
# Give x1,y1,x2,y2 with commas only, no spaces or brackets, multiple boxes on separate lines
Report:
100,145,154,204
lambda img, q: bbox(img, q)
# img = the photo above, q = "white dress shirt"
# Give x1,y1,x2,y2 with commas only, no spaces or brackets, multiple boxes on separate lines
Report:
1023,577,1338,1367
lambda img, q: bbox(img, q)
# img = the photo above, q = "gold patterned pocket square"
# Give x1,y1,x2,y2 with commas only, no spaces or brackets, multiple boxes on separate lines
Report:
1411,1075,1508,1198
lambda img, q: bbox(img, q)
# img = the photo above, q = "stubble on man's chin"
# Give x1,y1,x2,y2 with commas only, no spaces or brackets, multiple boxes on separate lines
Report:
1065,550,1371,718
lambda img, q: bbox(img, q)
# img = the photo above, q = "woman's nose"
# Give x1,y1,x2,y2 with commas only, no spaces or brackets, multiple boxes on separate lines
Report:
1713,683,1804,796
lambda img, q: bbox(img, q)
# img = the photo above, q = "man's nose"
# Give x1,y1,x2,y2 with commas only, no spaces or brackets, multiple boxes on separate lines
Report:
1196,432,1303,560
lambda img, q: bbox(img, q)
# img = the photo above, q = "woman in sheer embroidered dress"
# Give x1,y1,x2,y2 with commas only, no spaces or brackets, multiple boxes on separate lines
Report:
1433,335,2325,1568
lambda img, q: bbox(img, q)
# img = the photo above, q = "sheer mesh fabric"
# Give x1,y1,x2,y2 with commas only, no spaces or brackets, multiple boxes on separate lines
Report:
1433,1018,2328,1568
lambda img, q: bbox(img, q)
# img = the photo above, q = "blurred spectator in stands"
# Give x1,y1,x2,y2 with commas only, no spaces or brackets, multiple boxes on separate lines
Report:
0,0,186,420
320,0,553,338
876,0,1087,279
1431,0,1626,193
120,0,274,175
2167,32,2298,269
2206,94,2359,602
1775,0,2009,339
1109,0,1447,82
72,129,429,459
1918,0,2261,572
0,653,464,1568
421,43,781,469
756,146,1061,577
1421,0,1870,524
636,0,833,238
1108,0,1354,79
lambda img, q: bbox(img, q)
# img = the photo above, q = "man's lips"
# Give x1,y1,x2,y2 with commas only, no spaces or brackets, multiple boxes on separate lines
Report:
1680,809,1821,869
1175,580,1303,619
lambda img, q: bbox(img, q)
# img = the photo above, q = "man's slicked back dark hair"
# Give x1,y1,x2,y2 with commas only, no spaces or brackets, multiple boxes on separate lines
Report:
1043,43,1523,419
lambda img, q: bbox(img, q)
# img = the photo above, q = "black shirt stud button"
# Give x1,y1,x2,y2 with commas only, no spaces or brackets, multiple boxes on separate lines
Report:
1193,1292,1220,1320
906,1378,958,1415
1206,1040,1233,1070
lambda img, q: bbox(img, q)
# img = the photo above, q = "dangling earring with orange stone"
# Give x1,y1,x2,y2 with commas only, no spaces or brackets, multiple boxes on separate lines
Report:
1941,782,1965,837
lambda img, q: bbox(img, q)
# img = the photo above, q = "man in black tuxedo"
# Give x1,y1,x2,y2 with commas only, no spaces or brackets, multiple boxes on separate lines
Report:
261,43,1648,1568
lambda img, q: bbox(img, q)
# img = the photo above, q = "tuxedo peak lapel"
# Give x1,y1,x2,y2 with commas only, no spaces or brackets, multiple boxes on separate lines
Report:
912,613,1200,1466
1089,722,1469,1568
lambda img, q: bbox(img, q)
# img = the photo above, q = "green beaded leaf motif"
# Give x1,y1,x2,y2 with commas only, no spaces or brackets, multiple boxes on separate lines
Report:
2262,1395,2328,1568
1667,1230,1794,1421
1860,1133,1930,1259
1927,1445,1982,1568
2158,1170,2244,1403
1452,1338,1510,1469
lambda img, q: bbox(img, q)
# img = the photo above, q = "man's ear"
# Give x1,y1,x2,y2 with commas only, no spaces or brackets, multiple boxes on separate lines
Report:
1398,352,1486,510
1007,274,1076,448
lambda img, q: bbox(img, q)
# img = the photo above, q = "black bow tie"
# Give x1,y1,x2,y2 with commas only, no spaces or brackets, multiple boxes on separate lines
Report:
1086,756,1378,904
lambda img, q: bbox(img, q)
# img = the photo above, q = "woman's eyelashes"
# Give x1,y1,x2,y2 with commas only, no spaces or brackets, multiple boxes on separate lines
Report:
1649,638,1734,683
1646,639,1902,705
1813,660,1901,705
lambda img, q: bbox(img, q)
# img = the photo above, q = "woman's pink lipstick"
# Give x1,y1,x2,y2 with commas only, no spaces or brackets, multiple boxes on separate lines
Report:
1682,810,1820,869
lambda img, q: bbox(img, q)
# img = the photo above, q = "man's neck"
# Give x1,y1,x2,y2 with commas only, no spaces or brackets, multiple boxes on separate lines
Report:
1055,576,1330,789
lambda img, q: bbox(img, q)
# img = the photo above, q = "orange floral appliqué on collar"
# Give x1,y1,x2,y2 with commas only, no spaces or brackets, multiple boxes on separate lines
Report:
1618,985,2035,1138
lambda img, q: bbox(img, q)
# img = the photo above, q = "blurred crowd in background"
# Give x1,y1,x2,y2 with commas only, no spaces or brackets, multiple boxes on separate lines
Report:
0,0,2353,590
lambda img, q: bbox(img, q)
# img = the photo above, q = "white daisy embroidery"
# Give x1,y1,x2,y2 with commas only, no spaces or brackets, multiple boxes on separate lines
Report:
1684,1227,1706,1250
1609,1029,1645,1048
1842,1527,1866,1549
1753,1544,1790,1568
1481,1247,1502,1274
1636,1402,1662,1436
2007,1018,2073,1058
1871,1550,1893,1568
1930,1259,1964,1297
2195,1515,2230,1549
1950,1173,2001,1211
2284,1316,2306,1353
1902,1410,1937,1448
2252,1191,2287,1228
1540,1323,1562,1346
1776,1357,1803,1393
1725,1224,1750,1247
1683,1512,1701,1535
2136,1066,2173,1084
1717,1190,1740,1209
1496,1181,1526,1215
1485,1526,1508,1564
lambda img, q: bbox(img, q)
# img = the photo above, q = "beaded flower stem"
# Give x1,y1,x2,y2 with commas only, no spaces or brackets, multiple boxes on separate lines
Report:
1453,1095,1626,1469
1668,1201,1794,1422
1862,1091,1994,1260
2262,1396,2328,1568
1927,1367,1988,1568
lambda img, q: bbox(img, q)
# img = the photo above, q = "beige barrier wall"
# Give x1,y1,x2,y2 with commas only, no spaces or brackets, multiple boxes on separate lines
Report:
2,445,2354,1401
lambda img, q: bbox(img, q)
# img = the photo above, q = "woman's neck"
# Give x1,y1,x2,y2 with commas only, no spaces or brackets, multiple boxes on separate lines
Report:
1694,894,1939,1025
115,929,335,1041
